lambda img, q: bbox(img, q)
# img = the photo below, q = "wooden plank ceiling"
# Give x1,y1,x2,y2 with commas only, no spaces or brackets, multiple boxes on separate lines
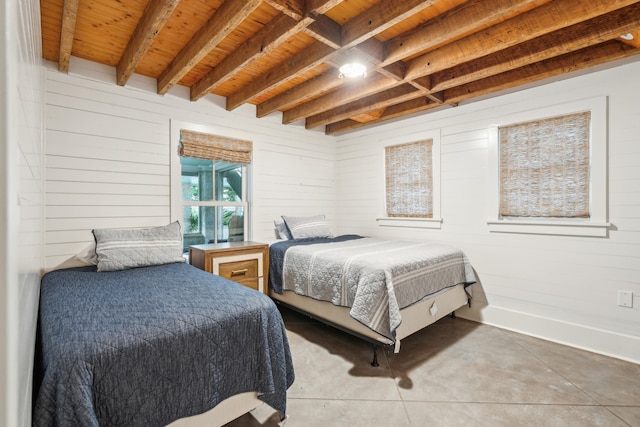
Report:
41,0,640,135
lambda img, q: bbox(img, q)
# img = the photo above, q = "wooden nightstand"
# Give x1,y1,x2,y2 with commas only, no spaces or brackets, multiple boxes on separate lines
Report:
189,241,269,294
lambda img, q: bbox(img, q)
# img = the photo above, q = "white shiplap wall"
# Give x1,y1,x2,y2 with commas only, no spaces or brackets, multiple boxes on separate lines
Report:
1,0,44,425
44,58,337,269
43,55,639,363
336,59,640,363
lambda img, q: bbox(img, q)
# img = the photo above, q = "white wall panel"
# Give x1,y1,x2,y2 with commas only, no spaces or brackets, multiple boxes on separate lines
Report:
46,181,170,195
47,131,169,162
336,60,640,363
46,156,169,174
44,58,337,269
0,0,44,425
46,193,168,206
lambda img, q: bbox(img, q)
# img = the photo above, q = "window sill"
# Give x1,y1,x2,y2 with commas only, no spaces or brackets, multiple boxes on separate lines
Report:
376,217,443,229
487,219,610,237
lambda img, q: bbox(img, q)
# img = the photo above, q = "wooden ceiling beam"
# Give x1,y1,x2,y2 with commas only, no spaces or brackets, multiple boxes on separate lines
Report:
281,59,409,123
384,0,544,65
272,0,544,124
232,0,442,112
325,97,438,135
412,76,432,91
264,0,305,20
226,1,367,110
405,0,638,81
327,41,640,135
45,0,640,135
195,0,346,104
303,14,342,49
305,0,344,15
354,38,385,65
376,62,406,82
259,0,433,118
58,0,80,73
157,0,261,95
256,72,342,118
226,41,337,110
191,13,306,101
382,97,440,119
318,82,445,132
341,0,438,46
351,108,385,123
305,84,422,129
444,42,640,104
307,79,443,129
255,38,387,117
263,0,636,128
409,78,430,92
430,3,640,93
325,118,362,134
426,92,445,104
282,61,420,124
117,0,180,87
283,73,399,123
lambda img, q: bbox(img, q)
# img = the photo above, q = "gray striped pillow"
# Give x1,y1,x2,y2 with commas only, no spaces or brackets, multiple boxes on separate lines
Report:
93,221,185,272
282,215,333,239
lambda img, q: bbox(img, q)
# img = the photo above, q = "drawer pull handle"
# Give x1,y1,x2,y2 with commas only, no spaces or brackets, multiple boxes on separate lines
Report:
230,268,249,277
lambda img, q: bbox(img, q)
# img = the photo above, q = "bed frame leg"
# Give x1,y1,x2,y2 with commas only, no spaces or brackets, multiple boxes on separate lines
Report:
371,345,379,367
450,311,456,319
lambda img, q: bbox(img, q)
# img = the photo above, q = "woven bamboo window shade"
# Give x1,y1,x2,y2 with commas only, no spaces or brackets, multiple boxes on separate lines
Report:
179,129,252,164
385,139,433,218
499,111,590,218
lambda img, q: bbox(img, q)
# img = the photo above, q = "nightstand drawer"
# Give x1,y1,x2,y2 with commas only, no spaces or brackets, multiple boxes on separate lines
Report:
218,259,259,281
228,276,260,291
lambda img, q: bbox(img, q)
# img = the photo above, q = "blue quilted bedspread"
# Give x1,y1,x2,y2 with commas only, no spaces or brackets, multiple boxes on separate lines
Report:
34,262,294,427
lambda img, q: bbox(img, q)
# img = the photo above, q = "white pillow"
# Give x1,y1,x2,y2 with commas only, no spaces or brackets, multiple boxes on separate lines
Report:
75,242,98,265
281,215,333,239
48,243,98,272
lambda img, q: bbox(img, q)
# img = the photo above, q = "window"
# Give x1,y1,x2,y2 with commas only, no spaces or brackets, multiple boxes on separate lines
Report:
487,97,608,237
385,140,433,217
499,112,590,218
378,131,441,229
171,122,251,251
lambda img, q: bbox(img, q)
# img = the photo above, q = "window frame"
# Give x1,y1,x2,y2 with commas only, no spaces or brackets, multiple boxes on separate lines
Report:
170,120,251,243
377,129,442,229
487,96,609,237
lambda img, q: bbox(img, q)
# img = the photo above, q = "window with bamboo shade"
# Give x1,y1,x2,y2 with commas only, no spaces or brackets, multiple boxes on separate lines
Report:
385,139,433,218
487,96,608,237
174,125,252,248
499,112,591,218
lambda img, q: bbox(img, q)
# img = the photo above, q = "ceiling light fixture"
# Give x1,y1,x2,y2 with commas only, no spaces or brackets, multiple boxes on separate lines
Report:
620,33,634,40
338,62,367,79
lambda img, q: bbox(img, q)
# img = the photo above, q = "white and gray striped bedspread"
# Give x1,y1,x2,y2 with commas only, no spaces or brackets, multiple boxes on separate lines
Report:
282,238,475,340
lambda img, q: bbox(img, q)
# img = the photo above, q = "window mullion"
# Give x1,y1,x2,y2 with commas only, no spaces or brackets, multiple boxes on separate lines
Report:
183,201,246,207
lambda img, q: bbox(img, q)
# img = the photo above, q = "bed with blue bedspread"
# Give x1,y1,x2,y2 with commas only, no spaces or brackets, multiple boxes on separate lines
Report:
34,262,294,427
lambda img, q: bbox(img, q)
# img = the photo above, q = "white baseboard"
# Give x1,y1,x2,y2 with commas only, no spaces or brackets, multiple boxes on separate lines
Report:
457,305,640,364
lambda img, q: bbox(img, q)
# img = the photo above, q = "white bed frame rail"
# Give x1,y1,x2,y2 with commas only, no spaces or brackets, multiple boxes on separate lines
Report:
166,392,261,427
270,283,471,365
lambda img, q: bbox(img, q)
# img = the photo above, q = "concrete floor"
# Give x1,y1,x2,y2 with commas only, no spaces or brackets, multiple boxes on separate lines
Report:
225,306,640,427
